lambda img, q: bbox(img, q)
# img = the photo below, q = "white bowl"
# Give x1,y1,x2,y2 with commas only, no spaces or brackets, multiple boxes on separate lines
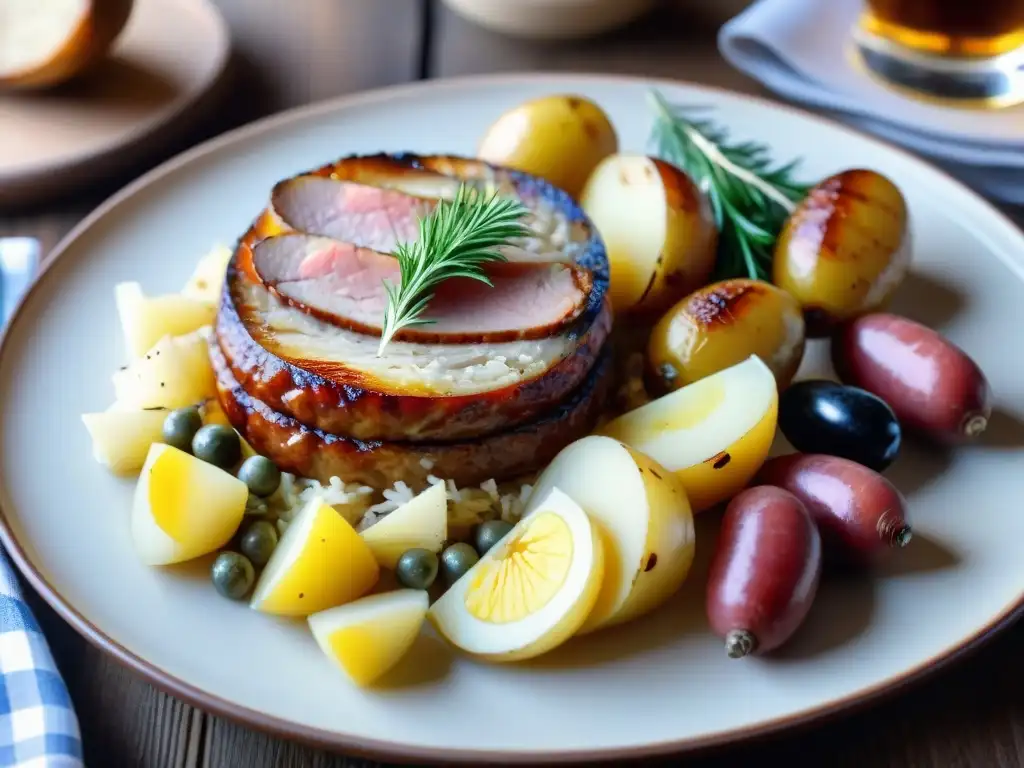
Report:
441,0,657,40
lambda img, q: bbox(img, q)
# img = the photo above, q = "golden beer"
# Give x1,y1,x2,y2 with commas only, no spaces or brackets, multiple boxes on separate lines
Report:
862,0,1024,57
855,0,1024,106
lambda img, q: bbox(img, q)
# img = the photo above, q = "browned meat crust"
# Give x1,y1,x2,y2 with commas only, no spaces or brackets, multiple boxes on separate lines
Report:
211,337,612,489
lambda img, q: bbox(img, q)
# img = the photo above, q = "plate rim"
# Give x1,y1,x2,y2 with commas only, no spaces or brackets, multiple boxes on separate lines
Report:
2,71,1022,765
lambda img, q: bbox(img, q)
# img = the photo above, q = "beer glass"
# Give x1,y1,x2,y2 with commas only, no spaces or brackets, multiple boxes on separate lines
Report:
854,0,1024,107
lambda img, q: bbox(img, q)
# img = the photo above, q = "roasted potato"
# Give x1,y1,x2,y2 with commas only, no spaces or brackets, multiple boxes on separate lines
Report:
581,154,717,316
477,94,617,199
648,278,805,391
773,169,911,337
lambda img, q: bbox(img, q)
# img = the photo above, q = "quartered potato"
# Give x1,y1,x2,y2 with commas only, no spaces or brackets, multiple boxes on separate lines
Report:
81,406,167,475
648,278,805,391
477,94,617,199
599,355,778,513
526,435,695,633
132,444,248,566
182,245,233,305
773,169,911,337
581,154,717,316
115,281,216,359
360,482,448,569
112,330,216,409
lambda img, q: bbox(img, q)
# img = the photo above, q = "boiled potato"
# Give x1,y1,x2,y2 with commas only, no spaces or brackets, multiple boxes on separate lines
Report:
132,444,248,565
112,330,216,409
598,355,778,513
360,482,447,569
0,0,133,91
525,435,695,634
81,406,167,475
581,154,717,316
773,169,911,337
115,281,216,358
251,495,380,616
182,245,232,305
648,278,805,391
477,94,617,199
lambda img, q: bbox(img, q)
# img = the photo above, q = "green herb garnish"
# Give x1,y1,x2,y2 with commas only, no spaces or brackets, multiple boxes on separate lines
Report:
378,183,530,356
647,89,811,282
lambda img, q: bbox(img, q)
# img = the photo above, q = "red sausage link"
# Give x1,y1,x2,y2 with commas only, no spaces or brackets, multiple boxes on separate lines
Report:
706,486,822,658
832,313,991,445
757,453,911,565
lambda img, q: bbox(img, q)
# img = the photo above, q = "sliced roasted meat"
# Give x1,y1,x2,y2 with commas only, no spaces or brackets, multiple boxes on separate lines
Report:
217,153,611,443
249,233,592,344
211,337,612,488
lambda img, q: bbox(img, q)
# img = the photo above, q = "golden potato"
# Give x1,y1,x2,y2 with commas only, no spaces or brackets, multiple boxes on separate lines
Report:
0,0,134,91
648,278,805,391
476,94,617,199
581,154,717,317
773,169,911,337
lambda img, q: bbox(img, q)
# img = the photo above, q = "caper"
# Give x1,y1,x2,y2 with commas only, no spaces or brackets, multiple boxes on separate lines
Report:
240,521,278,566
162,407,202,452
244,494,269,517
440,543,479,586
211,551,255,600
237,455,281,497
192,424,241,469
395,548,439,590
474,520,514,556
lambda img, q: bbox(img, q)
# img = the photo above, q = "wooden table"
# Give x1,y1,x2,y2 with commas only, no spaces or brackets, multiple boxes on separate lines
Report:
4,1,1023,765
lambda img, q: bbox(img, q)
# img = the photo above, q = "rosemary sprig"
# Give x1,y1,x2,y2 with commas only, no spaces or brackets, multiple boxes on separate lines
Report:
647,89,811,281
377,183,530,355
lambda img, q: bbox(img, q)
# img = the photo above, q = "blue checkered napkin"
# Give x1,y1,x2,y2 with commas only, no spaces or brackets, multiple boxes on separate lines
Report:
0,548,82,767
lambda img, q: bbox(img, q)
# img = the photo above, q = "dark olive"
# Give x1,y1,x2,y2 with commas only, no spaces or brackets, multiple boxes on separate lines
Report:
395,548,439,590
237,456,281,497
244,494,269,517
240,521,278,566
192,424,242,469
779,379,901,471
162,407,203,452
440,543,480,586
211,552,255,600
474,520,514,556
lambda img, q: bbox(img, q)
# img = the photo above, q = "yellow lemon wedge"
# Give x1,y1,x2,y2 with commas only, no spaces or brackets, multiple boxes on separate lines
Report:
428,487,603,662
360,482,447,569
131,444,248,566
526,436,695,634
251,495,379,617
308,589,428,688
598,355,778,512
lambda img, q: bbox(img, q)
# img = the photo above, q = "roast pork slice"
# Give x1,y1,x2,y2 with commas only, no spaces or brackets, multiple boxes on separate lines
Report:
251,234,592,344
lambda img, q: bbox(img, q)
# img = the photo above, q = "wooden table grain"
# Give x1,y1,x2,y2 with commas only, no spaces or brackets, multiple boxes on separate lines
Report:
3,1,1022,766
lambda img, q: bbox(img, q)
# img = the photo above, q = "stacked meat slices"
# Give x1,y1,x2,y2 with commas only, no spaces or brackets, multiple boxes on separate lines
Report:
212,154,612,489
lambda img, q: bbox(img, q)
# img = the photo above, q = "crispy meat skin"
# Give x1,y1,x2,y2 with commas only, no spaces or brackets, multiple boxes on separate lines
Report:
211,338,612,488
216,152,611,442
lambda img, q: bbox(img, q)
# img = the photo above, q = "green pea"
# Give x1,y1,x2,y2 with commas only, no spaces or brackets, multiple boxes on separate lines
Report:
474,520,514,556
237,456,281,497
211,552,255,600
162,407,202,452
192,424,241,469
395,548,439,590
440,543,479,586
240,521,278,566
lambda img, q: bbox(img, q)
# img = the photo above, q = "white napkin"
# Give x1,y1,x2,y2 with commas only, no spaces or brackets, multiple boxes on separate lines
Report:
719,0,1024,204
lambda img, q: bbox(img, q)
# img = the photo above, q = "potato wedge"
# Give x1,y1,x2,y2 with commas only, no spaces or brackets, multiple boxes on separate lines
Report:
581,154,717,316
525,435,695,634
182,245,232,305
81,407,167,475
360,482,447,569
115,281,216,358
112,330,216,409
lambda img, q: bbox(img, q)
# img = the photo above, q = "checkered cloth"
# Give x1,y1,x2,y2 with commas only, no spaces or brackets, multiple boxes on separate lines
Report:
0,548,82,767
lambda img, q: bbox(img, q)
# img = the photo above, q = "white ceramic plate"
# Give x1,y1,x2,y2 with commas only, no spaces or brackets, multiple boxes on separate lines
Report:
2,74,1023,764
0,0,229,207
